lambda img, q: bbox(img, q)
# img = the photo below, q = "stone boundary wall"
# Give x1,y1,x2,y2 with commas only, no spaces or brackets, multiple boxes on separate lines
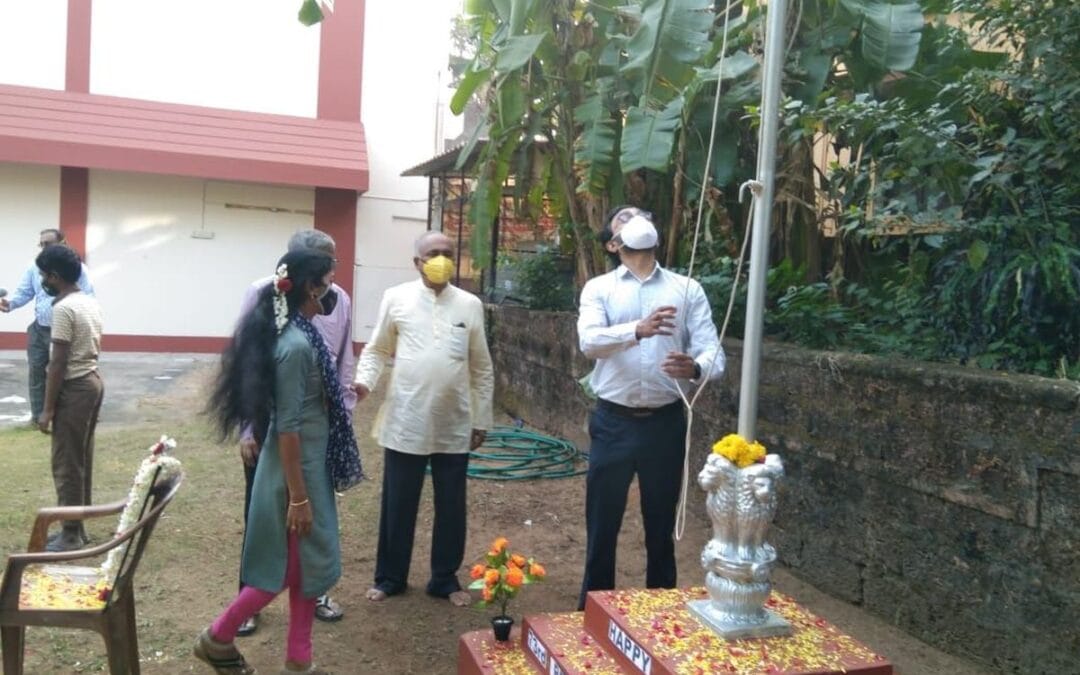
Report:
486,305,1080,674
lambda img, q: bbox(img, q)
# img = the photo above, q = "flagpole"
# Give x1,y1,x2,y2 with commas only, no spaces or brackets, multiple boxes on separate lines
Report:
737,0,788,441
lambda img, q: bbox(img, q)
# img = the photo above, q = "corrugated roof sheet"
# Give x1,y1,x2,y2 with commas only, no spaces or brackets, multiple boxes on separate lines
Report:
0,84,368,191
400,139,487,177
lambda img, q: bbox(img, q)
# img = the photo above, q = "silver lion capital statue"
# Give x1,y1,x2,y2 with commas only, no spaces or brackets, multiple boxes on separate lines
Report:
687,450,792,639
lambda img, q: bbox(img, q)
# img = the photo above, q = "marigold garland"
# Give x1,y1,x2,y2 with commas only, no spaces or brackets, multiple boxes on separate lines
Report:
468,537,545,617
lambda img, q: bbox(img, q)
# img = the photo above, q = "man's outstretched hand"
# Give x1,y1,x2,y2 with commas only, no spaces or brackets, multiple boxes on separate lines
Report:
635,306,676,340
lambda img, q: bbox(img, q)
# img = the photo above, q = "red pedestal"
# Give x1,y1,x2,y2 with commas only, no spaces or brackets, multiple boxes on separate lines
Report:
458,588,894,675
521,613,622,674
458,626,534,675
583,588,892,675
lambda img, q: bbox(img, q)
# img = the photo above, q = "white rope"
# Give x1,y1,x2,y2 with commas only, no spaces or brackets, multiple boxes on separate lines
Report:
672,192,755,541
671,0,747,542
669,0,793,542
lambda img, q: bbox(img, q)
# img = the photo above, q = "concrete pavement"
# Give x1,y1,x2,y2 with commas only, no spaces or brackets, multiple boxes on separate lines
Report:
0,350,217,428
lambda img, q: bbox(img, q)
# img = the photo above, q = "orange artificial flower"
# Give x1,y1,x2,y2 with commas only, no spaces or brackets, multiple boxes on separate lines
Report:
506,565,524,588
468,535,544,616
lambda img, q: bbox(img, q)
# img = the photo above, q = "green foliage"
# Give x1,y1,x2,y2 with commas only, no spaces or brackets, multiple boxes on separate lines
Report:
927,217,1080,376
296,0,324,26
841,0,924,72
503,247,577,311
438,0,1080,380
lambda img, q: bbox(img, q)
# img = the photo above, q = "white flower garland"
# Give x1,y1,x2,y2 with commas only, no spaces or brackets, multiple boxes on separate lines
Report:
99,436,182,584
273,263,291,334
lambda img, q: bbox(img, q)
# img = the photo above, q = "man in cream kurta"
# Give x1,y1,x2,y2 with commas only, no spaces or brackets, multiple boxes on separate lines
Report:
354,231,494,606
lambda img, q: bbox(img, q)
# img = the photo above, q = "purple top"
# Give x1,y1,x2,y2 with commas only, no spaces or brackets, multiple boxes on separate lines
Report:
239,276,357,441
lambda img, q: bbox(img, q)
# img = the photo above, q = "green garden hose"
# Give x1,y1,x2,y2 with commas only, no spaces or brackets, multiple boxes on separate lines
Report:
466,426,586,480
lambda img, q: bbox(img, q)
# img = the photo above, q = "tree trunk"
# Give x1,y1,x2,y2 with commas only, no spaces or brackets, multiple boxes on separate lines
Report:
666,132,688,268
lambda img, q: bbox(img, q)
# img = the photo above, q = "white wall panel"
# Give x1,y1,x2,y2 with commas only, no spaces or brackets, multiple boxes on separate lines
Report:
353,0,460,340
87,171,314,338
0,164,61,333
353,207,427,341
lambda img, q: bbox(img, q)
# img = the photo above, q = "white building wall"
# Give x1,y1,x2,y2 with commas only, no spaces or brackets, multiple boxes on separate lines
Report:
0,164,61,333
353,0,463,341
1,0,471,345
90,0,320,117
0,1,67,90
86,171,314,338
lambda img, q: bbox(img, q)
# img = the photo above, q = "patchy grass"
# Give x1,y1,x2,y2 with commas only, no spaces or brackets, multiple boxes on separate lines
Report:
0,366,590,674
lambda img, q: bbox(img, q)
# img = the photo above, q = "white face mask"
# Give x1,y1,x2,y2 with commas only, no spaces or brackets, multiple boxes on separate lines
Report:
617,215,659,250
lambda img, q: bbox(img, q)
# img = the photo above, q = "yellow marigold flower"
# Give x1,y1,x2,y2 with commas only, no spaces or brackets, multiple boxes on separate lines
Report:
491,537,509,553
469,564,486,580
746,441,766,466
712,434,767,468
506,566,524,588
510,554,527,568
529,562,546,579
482,586,494,602
484,569,500,587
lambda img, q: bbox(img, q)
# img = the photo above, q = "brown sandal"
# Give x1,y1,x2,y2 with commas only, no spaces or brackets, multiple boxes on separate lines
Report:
193,628,256,675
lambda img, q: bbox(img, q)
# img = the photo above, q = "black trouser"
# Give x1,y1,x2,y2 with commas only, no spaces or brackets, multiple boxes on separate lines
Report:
578,401,686,610
239,428,265,591
373,448,469,597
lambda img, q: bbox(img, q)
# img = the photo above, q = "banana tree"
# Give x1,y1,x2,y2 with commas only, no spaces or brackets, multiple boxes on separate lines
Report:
297,0,926,286
455,0,760,282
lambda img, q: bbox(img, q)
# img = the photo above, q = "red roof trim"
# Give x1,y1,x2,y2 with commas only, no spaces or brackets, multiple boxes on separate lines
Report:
0,84,368,191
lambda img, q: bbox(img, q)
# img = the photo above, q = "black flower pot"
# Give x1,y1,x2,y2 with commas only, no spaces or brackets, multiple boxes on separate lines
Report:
491,615,514,642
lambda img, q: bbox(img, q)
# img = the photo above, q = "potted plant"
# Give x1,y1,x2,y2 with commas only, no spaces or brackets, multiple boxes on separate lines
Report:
468,537,545,641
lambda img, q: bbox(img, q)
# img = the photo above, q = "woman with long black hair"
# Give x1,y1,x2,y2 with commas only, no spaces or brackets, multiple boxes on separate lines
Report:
196,248,362,675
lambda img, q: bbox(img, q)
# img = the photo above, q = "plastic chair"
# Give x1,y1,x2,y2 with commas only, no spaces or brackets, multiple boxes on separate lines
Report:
0,468,183,674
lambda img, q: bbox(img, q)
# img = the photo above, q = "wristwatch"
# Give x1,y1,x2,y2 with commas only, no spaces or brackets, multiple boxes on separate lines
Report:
692,362,702,380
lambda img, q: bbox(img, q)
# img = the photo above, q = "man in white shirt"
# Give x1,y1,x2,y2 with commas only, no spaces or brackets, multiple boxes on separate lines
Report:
576,206,724,609
0,229,94,427
354,231,494,607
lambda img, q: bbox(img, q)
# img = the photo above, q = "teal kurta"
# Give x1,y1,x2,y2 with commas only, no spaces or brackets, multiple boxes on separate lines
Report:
241,324,341,597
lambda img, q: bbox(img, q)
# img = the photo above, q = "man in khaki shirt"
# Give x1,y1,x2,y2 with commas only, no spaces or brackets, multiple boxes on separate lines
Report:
354,231,494,606
36,244,104,552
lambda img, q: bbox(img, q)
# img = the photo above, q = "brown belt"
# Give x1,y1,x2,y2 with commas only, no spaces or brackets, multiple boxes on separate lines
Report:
597,398,681,418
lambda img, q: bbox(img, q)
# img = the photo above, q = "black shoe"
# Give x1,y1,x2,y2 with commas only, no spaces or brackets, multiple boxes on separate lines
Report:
236,614,258,637
47,530,90,546
45,532,84,552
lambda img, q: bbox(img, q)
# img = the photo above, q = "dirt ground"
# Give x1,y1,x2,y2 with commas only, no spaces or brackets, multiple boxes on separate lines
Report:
0,357,990,674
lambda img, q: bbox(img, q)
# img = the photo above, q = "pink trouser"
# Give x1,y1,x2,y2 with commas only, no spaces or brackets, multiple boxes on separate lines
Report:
210,533,318,664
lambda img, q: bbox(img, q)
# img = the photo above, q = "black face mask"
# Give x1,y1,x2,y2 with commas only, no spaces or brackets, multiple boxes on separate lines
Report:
319,288,338,316
41,278,59,297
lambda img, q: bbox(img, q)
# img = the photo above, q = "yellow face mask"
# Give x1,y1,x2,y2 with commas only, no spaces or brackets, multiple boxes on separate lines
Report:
422,255,455,285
